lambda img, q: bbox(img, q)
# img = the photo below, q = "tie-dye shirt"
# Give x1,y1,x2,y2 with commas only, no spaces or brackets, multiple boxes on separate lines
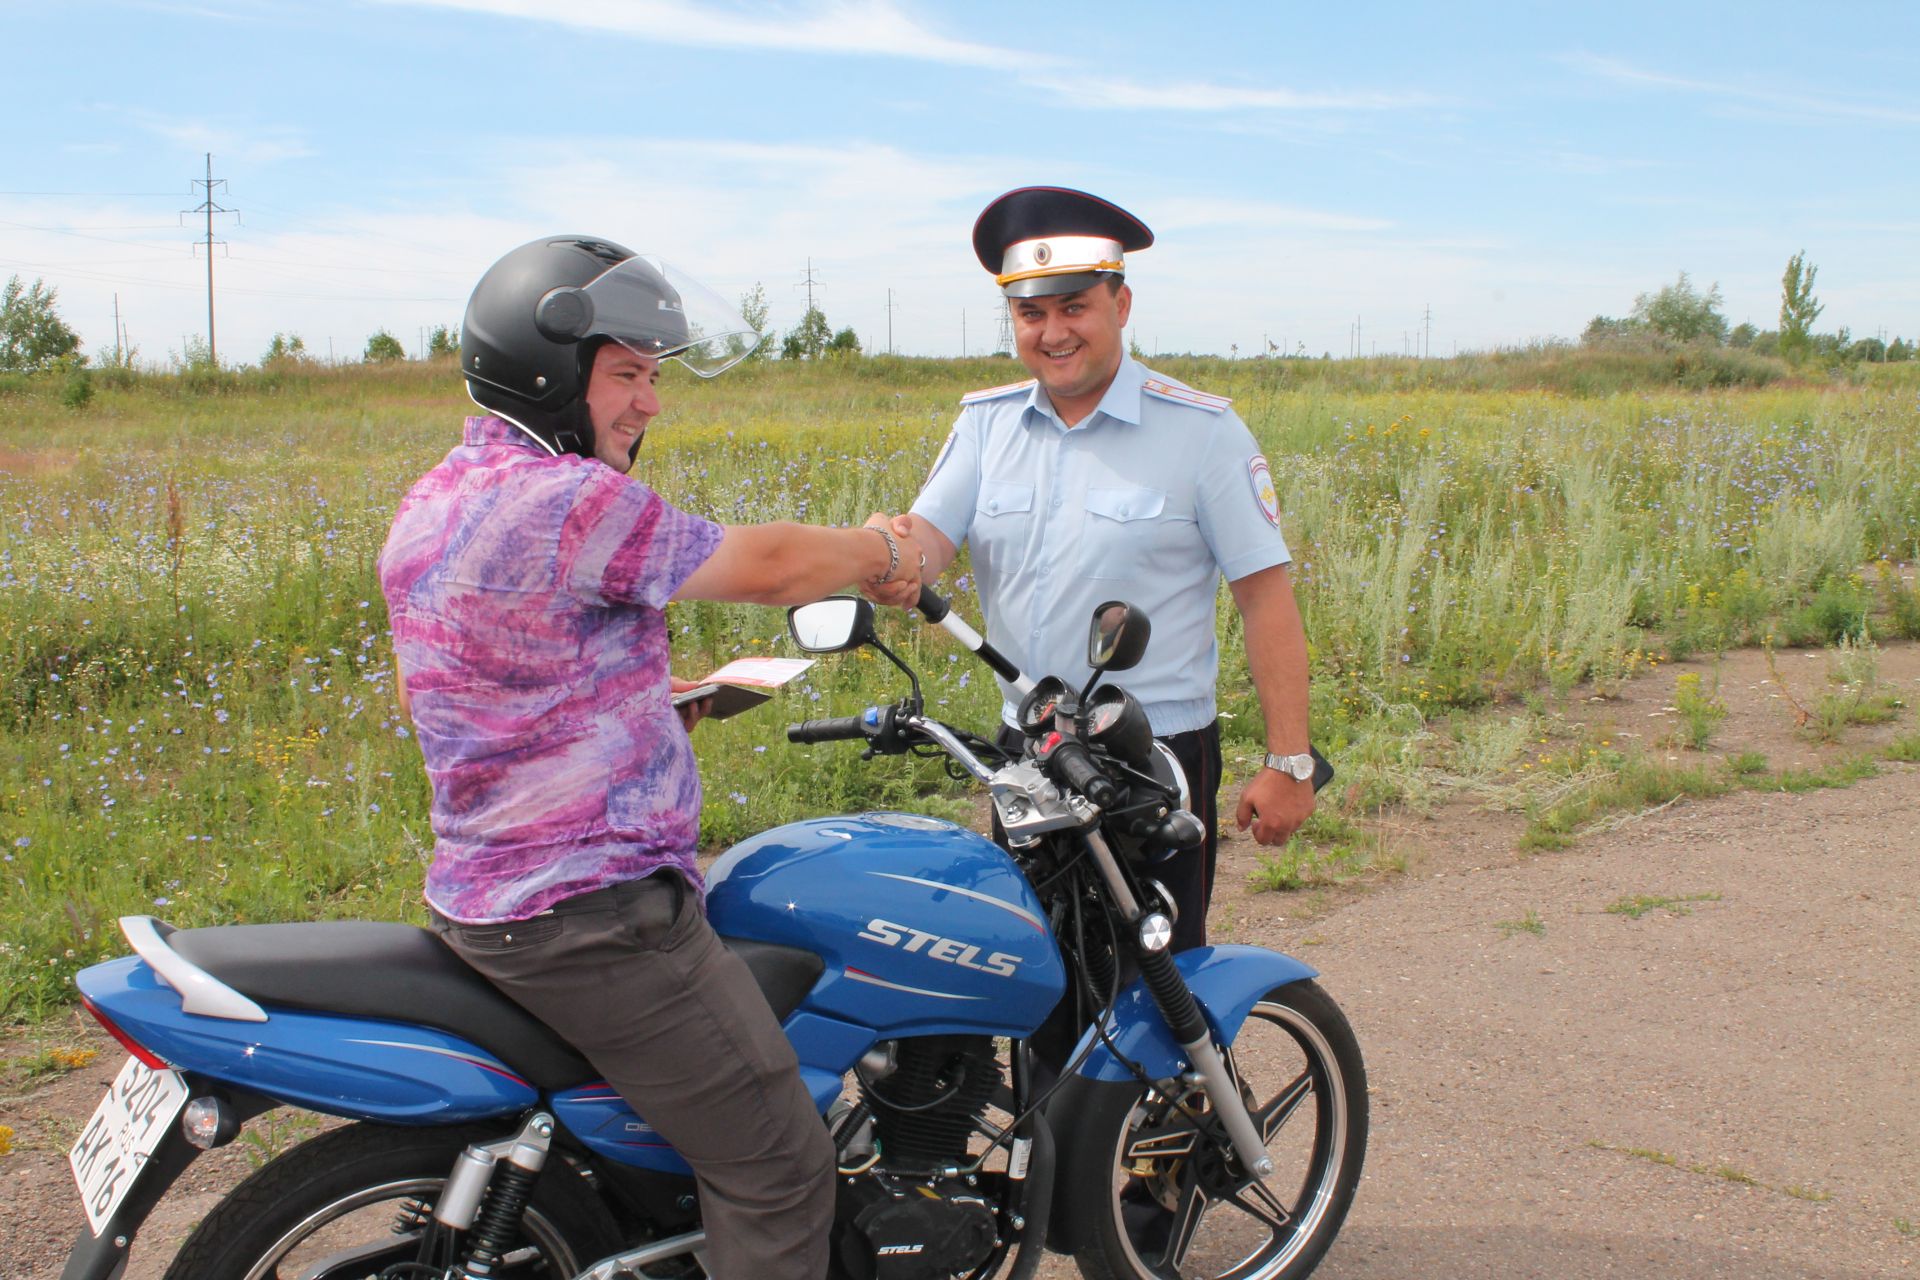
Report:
379,416,723,924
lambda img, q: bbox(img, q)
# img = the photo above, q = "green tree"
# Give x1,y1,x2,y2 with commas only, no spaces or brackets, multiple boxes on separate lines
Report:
1581,314,1641,346
1779,252,1823,364
1888,337,1914,362
781,306,832,360
427,325,460,358
364,330,406,363
263,332,308,364
1,275,82,372
827,326,862,357
735,283,770,360
1631,272,1728,344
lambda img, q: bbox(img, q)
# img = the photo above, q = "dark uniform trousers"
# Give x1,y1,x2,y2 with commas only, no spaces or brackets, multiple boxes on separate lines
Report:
433,871,835,1280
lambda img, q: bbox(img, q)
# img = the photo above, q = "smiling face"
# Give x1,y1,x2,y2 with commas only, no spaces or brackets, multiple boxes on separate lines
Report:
1010,280,1132,425
582,341,663,472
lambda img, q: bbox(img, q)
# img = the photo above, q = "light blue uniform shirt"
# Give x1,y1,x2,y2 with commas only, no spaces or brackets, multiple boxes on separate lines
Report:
913,356,1290,736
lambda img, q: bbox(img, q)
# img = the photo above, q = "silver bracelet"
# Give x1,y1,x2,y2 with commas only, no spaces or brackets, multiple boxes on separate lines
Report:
869,525,901,583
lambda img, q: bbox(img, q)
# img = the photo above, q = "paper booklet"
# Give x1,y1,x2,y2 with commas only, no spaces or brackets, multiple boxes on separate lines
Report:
671,656,816,721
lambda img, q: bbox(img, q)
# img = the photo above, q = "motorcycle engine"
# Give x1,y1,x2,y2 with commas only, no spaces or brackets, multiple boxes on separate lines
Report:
834,1175,998,1280
829,1035,1005,1280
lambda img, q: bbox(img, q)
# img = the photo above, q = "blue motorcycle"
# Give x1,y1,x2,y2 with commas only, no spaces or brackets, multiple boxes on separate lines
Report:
62,593,1366,1280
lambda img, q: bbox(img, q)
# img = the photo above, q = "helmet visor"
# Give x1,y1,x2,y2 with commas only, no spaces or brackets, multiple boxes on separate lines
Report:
581,254,764,378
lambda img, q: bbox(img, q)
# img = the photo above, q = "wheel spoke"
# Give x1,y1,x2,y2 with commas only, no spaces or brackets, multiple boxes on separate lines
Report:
1253,1070,1313,1143
1225,1175,1295,1235
1125,1114,1201,1163
1162,1175,1211,1274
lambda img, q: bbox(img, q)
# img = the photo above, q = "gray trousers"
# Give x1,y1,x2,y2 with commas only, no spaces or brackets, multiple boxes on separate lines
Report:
433,871,835,1280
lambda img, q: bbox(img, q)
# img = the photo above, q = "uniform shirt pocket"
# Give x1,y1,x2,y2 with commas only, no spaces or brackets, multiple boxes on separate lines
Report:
976,479,1035,520
1082,486,1175,579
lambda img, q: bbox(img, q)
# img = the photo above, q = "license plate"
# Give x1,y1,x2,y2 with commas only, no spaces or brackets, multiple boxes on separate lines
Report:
69,1056,190,1235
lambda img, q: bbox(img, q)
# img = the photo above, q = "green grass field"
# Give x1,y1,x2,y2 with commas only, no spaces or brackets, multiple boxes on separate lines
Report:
2,352,1916,1019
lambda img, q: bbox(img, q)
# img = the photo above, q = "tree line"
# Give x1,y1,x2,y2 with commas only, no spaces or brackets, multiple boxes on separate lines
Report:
1583,253,1912,365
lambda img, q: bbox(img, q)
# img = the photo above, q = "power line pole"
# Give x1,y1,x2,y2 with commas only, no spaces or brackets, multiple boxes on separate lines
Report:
794,258,823,315
885,288,897,355
183,153,237,367
111,294,123,368
1423,304,1432,360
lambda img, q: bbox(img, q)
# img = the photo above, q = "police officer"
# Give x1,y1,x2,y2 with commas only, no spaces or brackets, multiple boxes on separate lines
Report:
869,187,1315,952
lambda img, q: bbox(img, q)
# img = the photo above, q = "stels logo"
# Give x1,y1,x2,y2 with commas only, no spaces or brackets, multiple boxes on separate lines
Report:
859,919,1021,977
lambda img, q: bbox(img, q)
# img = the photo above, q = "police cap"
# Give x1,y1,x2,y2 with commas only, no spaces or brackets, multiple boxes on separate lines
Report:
972,186,1153,298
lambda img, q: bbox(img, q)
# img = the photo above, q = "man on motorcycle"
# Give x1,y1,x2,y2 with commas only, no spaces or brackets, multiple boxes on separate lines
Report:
379,235,928,1280
866,188,1316,953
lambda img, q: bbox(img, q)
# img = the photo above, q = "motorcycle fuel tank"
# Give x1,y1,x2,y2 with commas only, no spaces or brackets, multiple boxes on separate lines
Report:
708,814,1066,1038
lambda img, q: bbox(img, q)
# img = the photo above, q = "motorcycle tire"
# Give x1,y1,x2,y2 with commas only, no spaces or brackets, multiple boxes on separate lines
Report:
1060,978,1367,1280
161,1119,625,1280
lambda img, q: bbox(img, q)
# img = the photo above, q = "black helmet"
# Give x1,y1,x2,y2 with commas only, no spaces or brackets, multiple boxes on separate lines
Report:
461,236,761,456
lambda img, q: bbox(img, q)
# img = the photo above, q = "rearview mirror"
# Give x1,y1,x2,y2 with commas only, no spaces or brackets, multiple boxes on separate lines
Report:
1088,600,1150,672
788,596,876,654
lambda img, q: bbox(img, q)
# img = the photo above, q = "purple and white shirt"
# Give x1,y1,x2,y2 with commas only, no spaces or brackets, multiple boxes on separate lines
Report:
378,416,723,923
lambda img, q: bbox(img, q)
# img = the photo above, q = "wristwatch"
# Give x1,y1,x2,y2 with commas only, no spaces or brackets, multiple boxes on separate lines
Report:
1264,751,1316,782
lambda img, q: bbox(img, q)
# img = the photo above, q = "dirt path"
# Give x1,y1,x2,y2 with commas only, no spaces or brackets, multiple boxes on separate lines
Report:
6,645,1918,1279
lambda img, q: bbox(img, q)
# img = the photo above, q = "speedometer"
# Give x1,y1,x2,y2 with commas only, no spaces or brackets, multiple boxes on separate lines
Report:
1084,685,1152,765
1017,676,1069,736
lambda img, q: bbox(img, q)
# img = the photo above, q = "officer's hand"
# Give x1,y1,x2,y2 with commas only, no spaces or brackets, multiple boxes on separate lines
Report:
669,677,715,732
1236,768,1315,846
860,513,923,608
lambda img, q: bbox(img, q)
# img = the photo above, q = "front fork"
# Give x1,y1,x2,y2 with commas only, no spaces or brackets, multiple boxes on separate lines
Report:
1081,830,1273,1179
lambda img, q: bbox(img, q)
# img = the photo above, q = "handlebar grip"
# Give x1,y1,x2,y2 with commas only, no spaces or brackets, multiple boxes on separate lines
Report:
1045,738,1120,809
787,716,868,745
914,586,950,622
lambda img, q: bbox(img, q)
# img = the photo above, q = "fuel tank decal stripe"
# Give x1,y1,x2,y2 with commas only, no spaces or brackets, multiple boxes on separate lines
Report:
844,967,984,1001
865,873,1047,932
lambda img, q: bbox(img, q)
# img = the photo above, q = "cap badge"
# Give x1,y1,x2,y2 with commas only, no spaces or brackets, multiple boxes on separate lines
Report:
1033,242,1052,266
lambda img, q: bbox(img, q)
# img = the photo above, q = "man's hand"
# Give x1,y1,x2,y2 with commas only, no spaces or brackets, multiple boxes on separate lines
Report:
1236,768,1315,845
669,677,715,732
861,512,924,608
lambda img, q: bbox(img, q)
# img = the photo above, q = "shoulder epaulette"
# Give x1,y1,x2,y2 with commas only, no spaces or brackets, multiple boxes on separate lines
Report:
1142,377,1231,413
960,378,1037,406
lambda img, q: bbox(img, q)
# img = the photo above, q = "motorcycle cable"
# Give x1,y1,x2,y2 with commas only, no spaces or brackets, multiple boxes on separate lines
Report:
948,868,1124,1177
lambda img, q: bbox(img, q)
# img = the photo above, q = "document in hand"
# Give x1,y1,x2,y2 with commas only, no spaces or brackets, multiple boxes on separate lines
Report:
671,656,816,720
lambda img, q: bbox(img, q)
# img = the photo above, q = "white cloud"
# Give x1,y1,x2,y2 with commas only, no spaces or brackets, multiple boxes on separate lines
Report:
1568,53,1920,128
126,112,316,165
1153,196,1392,234
374,0,1026,67
1039,76,1432,114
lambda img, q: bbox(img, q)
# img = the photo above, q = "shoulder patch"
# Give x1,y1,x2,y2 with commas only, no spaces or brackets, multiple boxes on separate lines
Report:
1142,378,1230,413
960,378,1037,406
1248,455,1281,528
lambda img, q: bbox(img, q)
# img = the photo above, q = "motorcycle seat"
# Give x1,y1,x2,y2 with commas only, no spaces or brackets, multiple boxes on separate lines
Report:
165,921,825,1092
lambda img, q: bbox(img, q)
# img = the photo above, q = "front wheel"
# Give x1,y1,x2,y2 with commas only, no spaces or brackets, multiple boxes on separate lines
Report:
162,1120,623,1280
1062,979,1367,1280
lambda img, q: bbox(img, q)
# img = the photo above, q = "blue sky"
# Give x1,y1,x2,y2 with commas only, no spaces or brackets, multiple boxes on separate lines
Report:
3,0,1916,366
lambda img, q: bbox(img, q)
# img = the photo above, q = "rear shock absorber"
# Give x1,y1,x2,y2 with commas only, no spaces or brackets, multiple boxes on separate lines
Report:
443,1112,555,1279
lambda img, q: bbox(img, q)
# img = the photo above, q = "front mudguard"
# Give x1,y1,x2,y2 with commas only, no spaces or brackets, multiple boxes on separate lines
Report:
1039,945,1319,1256
1068,944,1318,1084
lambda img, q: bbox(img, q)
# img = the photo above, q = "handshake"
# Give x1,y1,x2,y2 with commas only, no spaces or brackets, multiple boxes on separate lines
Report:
859,512,942,609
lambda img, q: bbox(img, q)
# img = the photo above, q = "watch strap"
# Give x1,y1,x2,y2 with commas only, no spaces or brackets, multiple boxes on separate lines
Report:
1264,751,1315,781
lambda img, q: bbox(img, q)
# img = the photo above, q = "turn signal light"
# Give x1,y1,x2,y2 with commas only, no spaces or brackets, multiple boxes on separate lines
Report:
182,1096,240,1150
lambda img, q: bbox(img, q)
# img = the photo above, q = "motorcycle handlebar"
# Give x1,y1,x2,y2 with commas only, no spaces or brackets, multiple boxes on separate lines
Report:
786,716,869,745
1043,736,1121,810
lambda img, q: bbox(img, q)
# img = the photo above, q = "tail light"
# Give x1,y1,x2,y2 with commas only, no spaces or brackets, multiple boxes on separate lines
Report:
79,994,173,1071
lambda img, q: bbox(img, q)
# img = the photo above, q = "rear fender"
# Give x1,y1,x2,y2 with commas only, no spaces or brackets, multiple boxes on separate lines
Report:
77,957,539,1122
1069,945,1318,1084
